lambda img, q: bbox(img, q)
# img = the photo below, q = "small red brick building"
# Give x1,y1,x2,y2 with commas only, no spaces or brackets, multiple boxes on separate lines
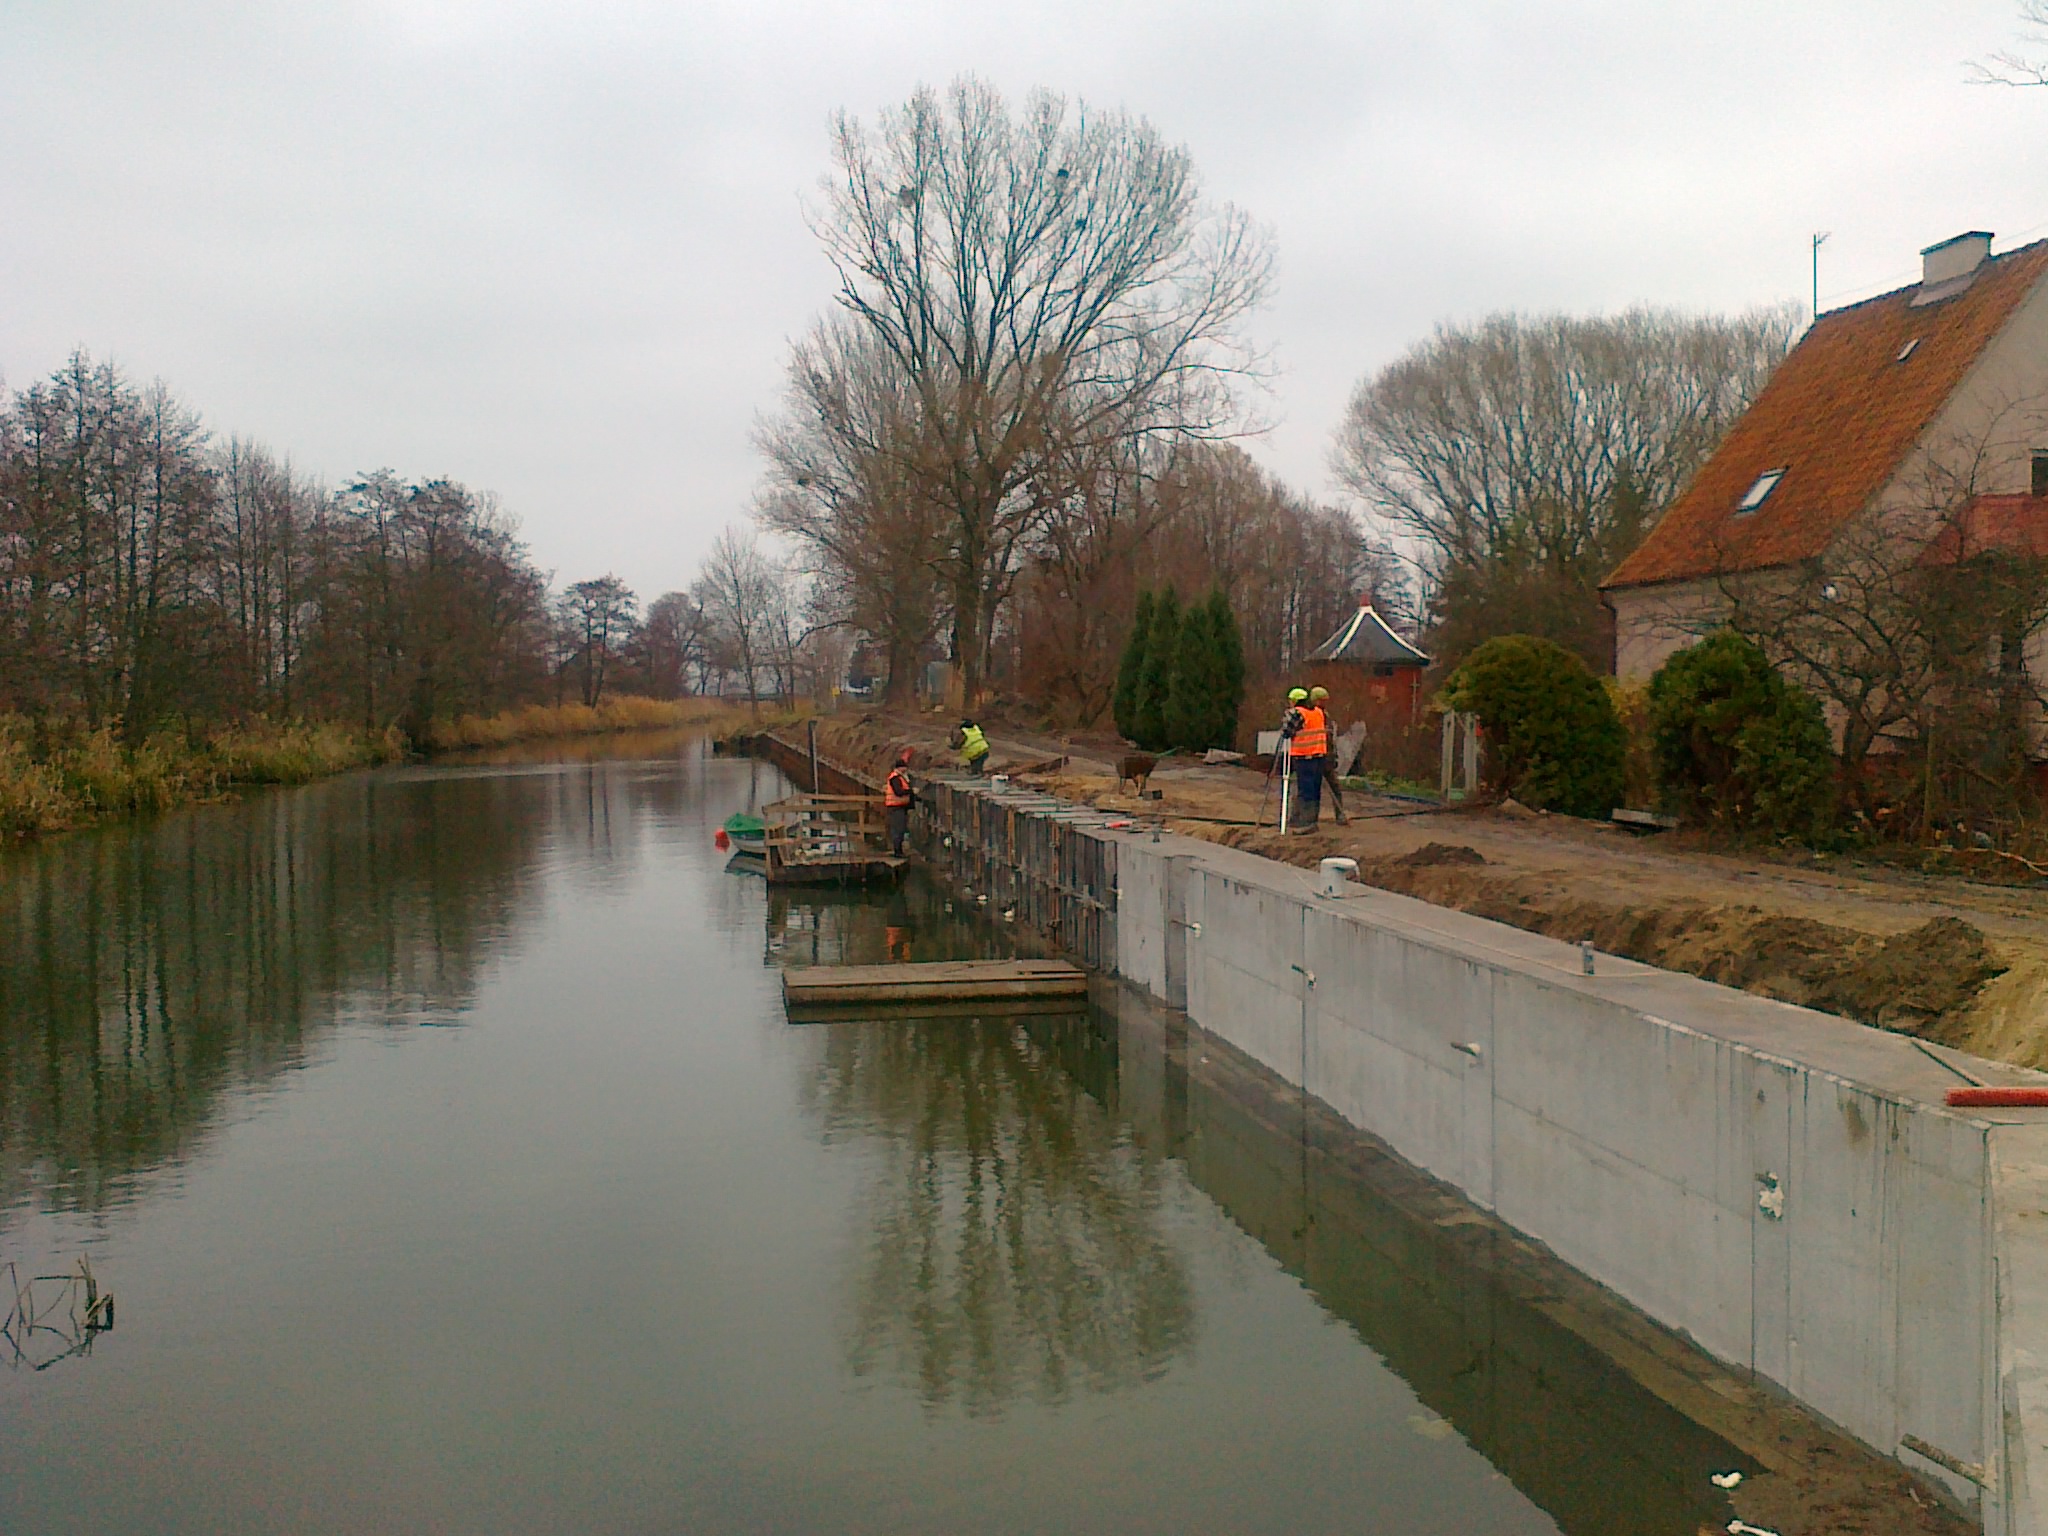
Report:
1304,599,1432,736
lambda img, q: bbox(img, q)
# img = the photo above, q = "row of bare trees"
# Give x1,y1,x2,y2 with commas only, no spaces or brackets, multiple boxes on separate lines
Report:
0,351,763,739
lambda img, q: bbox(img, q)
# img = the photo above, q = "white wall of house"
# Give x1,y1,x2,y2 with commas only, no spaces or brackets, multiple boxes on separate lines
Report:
1884,274,2048,528
1610,579,1726,682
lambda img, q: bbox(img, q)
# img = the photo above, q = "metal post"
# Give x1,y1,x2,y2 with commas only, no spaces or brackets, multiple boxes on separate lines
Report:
1462,713,1479,798
808,719,820,793
1441,713,1455,799
1278,740,1293,835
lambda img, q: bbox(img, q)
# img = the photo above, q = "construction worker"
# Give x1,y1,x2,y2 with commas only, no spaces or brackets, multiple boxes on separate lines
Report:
1288,686,1329,830
955,717,992,775
884,748,915,856
1310,686,1350,825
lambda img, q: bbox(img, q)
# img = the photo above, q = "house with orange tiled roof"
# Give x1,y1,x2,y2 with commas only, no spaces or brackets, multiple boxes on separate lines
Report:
1604,231,2048,686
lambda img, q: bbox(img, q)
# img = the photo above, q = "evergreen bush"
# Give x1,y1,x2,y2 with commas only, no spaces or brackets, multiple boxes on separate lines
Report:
1166,598,1227,751
1441,635,1625,818
1209,588,1246,751
1113,589,1154,743
1132,586,1180,751
1648,631,1836,841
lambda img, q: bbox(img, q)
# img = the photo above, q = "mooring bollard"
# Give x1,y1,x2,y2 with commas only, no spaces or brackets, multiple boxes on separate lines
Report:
1580,939,1595,975
1317,857,1359,896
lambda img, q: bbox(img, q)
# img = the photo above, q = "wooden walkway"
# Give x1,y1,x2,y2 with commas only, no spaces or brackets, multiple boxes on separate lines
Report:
781,959,1087,1006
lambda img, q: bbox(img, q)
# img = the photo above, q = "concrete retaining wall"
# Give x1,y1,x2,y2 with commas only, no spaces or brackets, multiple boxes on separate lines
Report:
909,773,2048,1532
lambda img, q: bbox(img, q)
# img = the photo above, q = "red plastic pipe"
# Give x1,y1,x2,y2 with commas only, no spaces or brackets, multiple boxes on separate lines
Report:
1946,1086,2048,1108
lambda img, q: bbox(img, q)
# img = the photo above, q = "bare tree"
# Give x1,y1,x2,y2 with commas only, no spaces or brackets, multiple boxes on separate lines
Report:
1971,1,2048,86
638,590,708,697
559,575,638,707
757,319,949,704
807,75,1273,703
692,526,779,716
1333,307,1798,665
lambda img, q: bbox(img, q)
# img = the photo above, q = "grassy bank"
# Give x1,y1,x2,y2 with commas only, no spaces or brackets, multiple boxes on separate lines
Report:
420,695,784,751
0,696,793,840
0,718,406,838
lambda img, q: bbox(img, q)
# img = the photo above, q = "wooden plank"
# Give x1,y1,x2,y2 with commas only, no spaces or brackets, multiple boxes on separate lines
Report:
782,959,1087,1004
1612,808,1680,832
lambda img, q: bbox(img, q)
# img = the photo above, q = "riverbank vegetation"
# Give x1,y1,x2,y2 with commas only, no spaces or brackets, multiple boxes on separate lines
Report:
420,696,762,751
0,717,404,836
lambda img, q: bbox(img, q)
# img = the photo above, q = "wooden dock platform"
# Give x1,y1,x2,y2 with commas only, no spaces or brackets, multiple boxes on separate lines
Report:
762,793,906,886
780,959,1088,1006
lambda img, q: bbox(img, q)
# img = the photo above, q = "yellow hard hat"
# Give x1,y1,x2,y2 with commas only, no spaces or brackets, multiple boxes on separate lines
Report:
1309,686,1329,701
1287,687,1308,703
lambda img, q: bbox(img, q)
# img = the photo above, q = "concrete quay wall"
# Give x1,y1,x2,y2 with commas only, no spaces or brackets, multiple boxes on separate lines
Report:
912,774,2048,1532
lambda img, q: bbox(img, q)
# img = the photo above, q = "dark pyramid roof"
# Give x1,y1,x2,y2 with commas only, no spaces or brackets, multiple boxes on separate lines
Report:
1306,602,1431,666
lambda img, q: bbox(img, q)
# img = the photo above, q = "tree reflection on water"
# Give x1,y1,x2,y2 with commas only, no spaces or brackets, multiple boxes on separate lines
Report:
0,770,554,1216
807,1010,1195,1418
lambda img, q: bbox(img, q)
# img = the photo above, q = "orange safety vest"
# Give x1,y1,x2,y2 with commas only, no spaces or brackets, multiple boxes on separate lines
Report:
885,767,913,808
1291,705,1329,758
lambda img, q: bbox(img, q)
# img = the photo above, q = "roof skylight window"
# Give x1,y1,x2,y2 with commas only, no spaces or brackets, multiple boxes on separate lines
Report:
1736,469,1785,514
1897,338,1921,362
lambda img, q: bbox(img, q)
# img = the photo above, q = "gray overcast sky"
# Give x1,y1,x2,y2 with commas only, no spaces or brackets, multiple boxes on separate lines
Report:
4,1,2044,598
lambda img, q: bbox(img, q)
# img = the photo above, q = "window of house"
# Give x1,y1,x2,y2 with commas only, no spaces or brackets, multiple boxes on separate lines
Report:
1736,469,1785,514
2033,450,2048,498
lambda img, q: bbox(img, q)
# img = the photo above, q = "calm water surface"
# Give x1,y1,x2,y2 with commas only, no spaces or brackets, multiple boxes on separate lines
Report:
0,737,1740,1534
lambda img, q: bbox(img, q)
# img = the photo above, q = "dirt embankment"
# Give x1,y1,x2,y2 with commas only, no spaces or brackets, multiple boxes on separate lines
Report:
798,709,2048,1069
1211,828,2005,1042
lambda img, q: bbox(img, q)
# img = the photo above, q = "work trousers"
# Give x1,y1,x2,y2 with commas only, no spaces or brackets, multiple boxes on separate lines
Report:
885,805,910,856
1292,755,1323,828
1319,756,1348,820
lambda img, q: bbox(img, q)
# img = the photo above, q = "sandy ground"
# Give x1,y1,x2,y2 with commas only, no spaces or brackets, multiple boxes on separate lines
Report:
807,707,2048,1070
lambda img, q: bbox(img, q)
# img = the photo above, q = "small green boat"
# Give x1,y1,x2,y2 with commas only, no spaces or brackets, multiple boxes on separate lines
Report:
720,812,767,855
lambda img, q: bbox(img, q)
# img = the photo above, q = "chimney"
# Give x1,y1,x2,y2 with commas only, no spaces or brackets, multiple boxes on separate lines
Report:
1922,231,1993,288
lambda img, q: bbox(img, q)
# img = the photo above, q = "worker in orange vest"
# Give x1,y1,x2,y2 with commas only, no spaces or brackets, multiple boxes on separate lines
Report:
1310,686,1349,825
884,747,915,856
1283,687,1328,830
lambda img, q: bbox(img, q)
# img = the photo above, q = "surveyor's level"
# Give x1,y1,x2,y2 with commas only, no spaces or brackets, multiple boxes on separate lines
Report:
780,960,1087,1005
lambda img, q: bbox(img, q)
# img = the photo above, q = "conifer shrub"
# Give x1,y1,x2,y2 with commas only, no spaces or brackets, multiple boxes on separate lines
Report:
1441,635,1625,818
1132,586,1180,751
1648,631,1836,841
1165,596,1232,751
1113,589,1154,743
1208,588,1246,750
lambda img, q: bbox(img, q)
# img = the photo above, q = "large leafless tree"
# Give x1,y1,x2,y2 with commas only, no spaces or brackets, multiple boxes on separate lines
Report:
1332,306,1798,664
802,75,1274,703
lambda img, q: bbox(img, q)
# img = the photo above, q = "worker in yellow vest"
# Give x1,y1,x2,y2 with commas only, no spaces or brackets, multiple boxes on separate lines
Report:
955,718,991,775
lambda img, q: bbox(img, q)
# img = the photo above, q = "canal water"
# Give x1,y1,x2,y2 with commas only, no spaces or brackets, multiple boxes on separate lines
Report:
0,736,1743,1534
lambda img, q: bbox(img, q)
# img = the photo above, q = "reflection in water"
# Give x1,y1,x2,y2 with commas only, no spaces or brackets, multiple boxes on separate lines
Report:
0,752,703,1218
1132,989,1745,1536
810,1013,1193,1418
765,880,995,970
785,863,1746,1533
